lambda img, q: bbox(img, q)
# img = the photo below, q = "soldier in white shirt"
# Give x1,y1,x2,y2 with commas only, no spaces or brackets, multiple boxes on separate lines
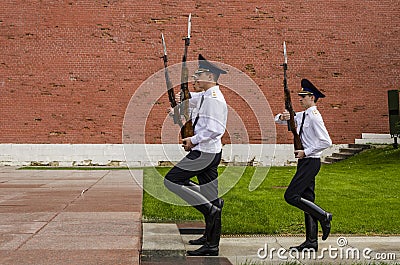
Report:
164,54,227,256
275,79,332,251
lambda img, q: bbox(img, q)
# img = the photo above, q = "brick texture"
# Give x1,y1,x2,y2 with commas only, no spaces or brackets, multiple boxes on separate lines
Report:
0,0,399,144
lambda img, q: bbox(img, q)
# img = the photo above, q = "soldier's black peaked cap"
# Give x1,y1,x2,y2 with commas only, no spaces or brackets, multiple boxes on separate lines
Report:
298,79,325,99
196,54,227,78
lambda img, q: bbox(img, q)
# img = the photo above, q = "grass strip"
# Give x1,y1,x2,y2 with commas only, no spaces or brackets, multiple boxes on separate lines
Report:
143,146,400,235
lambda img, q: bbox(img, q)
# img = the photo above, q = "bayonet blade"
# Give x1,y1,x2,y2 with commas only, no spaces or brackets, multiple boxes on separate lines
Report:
161,33,167,56
283,41,287,64
187,13,192,39
283,42,287,64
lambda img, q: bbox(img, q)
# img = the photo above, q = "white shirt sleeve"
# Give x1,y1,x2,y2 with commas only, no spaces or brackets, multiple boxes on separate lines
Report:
274,112,301,126
303,116,332,157
274,114,286,124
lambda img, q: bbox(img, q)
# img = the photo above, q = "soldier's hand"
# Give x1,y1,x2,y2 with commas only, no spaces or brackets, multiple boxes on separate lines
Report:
182,137,194,152
175,92,181,104
294,150,305,159
167,107,174,116
280,110,290,121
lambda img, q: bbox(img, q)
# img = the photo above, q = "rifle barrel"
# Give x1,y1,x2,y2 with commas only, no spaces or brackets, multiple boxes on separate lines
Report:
282,41,304,150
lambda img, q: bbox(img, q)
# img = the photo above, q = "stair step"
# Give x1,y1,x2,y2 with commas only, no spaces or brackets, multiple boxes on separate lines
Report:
349,144,371,150
332,152,354,159
324,156,345,163
177,221,205,235
324,144,371,164
141,223,186,261
339,147,363,154
141,257,233,265
361,133,391,139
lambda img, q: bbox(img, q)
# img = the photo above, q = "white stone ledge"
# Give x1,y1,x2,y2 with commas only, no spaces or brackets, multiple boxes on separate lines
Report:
355,133,394,144
0,144,345,167
361,133,392,139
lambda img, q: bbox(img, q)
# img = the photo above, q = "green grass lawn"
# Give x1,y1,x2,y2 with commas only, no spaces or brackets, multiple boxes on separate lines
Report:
142,146,400,235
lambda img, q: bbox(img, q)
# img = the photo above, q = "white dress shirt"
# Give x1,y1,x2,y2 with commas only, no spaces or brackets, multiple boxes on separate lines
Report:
275,106,332,158
189,86,227,153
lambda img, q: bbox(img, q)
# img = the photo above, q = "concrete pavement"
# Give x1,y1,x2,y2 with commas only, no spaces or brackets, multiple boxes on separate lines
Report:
144,222,400,264
1,167,399,265
0,167,143,265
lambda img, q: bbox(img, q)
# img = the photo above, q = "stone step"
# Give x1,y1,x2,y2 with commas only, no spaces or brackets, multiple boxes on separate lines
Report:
141,222,233,265
361,133,391,139
177,221,205,235
355,133,393,144
323,143,371,164
332,152,354,159
141,223,186,261
339,147,363,154
349,144,372,150
324,156,345,163
141,257,233,265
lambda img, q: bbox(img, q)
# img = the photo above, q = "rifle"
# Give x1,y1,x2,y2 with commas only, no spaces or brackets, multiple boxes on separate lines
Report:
161,33,183,127
179,13,194,139
283,41,304,150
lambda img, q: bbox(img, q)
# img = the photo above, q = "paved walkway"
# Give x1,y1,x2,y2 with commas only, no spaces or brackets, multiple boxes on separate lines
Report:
0,167,143,265
144,223,400,264
198,235,400,264
1,167,399,265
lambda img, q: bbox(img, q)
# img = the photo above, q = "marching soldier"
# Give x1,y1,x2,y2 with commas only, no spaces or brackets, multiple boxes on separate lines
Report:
164,54,227,256
275,79,332,251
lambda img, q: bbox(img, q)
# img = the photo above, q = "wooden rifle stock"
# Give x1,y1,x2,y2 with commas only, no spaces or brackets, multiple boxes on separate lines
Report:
283,42,304,150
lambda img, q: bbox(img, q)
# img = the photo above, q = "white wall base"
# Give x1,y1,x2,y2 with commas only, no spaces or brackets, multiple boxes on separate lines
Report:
355,133,394,144
0,144,345,167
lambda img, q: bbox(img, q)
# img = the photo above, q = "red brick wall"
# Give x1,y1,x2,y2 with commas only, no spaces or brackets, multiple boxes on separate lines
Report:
1,0,399,144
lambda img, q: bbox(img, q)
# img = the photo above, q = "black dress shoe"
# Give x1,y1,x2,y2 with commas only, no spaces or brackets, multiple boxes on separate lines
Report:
188,234,207,245
289,240,318,251
321,212,332,240
187,244,219,256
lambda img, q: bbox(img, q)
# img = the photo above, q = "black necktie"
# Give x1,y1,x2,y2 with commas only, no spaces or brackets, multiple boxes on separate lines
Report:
192,95,204,129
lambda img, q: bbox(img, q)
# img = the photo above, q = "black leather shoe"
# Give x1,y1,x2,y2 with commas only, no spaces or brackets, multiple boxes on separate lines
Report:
321,212,332,240
188,234,207,245
187,244,219,256
289,240,318,251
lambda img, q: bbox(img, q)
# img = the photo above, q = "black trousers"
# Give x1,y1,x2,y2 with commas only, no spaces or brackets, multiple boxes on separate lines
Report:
164,150,222,208
284,158,321,206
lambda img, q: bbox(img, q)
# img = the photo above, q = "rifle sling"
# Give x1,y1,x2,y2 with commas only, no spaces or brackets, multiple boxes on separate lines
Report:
299,112,306,137
192,95,205,129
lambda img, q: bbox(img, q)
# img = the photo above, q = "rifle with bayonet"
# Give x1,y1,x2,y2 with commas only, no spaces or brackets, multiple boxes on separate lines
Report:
282,41,304,150
179,13,194,139
161,14,194,139
161,33,183,127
